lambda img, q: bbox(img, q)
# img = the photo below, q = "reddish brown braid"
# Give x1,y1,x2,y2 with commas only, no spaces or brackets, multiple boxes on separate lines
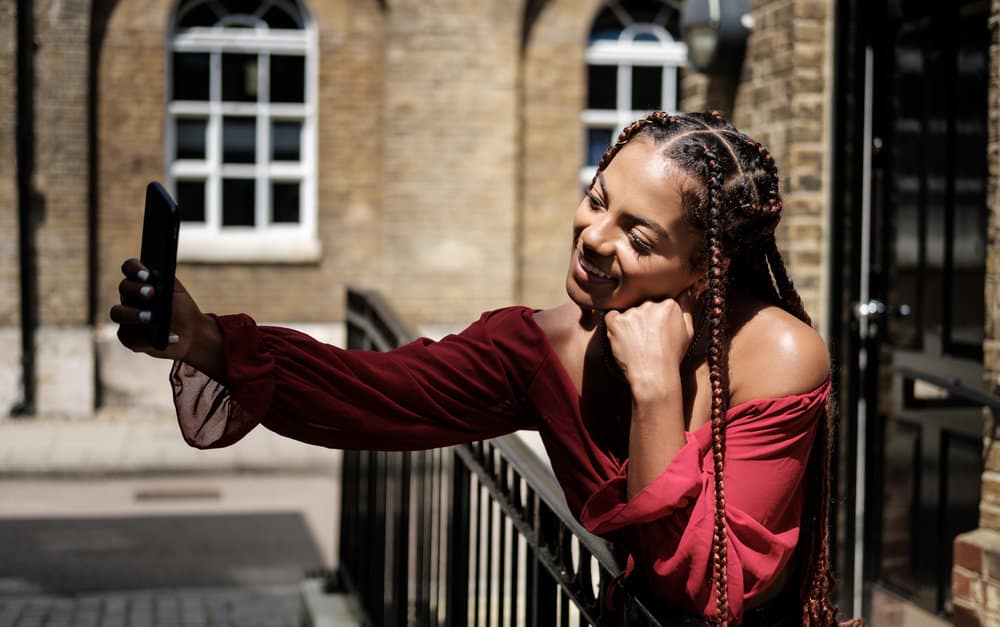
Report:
743,139,849,625
591,111,852,626
702,142,732,625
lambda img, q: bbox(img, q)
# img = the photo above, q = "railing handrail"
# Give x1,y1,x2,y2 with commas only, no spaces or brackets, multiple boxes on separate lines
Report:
489,434,624,575
345,284,419,351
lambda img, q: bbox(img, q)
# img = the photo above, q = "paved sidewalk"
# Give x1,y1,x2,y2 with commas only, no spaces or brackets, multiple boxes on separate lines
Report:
0,585,306,627
0,410,339,477
0,412,354,627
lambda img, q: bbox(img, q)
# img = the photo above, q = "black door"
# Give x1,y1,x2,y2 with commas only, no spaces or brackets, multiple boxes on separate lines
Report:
834,0,992,621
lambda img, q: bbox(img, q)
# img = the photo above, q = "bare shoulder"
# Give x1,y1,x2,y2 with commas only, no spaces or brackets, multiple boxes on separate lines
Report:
728,300,831,406
533,303,587,349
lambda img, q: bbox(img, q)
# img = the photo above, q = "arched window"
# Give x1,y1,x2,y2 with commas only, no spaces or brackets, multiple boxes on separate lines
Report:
167,0,319,262
582,0,687,186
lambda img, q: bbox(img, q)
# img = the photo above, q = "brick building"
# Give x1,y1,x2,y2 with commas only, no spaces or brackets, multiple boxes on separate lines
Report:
5,0,1000,623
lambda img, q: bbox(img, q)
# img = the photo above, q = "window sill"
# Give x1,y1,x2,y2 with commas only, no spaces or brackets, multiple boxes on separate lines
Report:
177,230,322,264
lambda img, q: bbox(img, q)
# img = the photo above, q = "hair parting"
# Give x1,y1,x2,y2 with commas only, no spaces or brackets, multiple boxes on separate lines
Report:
592,111,851,626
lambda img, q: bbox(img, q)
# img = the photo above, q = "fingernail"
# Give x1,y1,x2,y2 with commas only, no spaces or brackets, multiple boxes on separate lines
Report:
140,286,153,298
137,270,150,282
168,334,179,344
139,310,152,323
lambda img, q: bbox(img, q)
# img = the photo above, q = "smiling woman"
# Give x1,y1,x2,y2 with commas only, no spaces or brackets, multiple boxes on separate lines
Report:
567,141,703,312
110,111,854,626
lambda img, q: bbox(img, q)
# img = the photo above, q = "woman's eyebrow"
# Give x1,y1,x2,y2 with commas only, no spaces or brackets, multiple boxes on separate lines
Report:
599,173,670,240
628,214,670,240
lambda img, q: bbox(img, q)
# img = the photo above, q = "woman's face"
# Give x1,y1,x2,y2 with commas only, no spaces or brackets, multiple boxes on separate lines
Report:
566,138,704,311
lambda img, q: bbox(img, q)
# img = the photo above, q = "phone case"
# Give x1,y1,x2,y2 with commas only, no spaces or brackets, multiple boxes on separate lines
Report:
140,182,180,351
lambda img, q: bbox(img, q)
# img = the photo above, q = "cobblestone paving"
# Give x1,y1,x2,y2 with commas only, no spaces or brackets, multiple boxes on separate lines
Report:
0,585,304,627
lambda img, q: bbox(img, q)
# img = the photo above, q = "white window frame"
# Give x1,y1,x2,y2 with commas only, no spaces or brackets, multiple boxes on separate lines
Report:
581,20,688,187
166,3,321,263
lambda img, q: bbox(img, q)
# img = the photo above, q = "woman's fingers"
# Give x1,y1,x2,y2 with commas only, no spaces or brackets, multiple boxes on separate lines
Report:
676,288,696,336
118,277,154,305
121,258,151,282
109,304,153,325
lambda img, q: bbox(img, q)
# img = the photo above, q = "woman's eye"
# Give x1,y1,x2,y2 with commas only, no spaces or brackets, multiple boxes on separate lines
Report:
630,231,654,253
586,192,604,209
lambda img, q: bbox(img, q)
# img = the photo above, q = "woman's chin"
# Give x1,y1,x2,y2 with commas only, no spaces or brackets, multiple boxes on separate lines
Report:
565,277,615,311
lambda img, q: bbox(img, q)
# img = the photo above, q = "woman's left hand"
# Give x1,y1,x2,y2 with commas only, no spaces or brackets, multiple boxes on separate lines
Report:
604,290,696,401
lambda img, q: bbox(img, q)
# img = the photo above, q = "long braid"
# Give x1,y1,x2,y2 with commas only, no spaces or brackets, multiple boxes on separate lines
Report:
800,398,840,626
765,237,812,326
745,137,844,624
746,137,814,327
703,144,732,626
748,139,854,625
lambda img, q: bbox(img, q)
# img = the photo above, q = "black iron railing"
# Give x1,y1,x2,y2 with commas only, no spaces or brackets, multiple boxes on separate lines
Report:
336,286,664,627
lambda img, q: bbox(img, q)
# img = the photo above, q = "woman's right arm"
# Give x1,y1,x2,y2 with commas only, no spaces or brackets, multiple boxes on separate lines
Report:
110,258,543,451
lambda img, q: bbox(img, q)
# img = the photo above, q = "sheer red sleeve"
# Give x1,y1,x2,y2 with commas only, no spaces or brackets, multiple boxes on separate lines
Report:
170,308,544,451
578,381,829,622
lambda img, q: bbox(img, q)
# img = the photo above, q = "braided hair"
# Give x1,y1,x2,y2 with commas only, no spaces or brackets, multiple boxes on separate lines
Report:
592,111,841,626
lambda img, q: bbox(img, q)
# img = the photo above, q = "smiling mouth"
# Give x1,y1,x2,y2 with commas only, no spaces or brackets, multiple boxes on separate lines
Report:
577,253,616,282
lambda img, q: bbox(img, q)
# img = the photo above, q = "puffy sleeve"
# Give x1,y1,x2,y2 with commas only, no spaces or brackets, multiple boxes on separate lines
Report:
170,307,545,451
578,381,829,622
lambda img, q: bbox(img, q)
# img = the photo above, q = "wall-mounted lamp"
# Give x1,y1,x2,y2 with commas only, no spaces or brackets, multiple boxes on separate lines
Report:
681,0,753,76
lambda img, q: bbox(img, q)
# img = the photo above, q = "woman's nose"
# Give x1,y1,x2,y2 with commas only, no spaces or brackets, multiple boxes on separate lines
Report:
580,216,615,256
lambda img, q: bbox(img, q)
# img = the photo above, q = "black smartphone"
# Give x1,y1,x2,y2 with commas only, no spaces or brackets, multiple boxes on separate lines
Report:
140,182,180,350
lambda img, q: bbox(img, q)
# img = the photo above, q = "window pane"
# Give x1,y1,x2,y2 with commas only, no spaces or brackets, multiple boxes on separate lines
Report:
272,182,300,223
262,4,301,29
221,0,264,15
176,180,206,222
270,55,305,103
948,14,988,350
222,179,255,226
587,65,617,110
222,53,258,102
619,0,670,26
272,121,301,161
173,52,210,101
631,66,662,111
588,7,624,42
586,128,614,167
177,3,218,28
223,117,256,163
175,118,207,160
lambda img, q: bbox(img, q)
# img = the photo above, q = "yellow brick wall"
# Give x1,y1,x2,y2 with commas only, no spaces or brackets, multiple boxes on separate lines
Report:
731,0,832,334
520,0,618,310
0,1,19,329
374,0,522,324
33,0,92,327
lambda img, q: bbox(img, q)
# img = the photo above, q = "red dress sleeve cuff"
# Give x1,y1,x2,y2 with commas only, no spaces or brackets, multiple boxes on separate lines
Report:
170,313,274,449
579,431,705,534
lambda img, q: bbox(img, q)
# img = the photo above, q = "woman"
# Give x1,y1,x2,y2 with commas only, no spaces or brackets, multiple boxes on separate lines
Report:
112,111,848,625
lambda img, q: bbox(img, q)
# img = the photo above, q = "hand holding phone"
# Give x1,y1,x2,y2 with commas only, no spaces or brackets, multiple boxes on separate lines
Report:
139,182,180,350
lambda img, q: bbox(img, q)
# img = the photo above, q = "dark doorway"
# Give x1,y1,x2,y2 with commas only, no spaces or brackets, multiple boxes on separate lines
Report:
834,0,993,621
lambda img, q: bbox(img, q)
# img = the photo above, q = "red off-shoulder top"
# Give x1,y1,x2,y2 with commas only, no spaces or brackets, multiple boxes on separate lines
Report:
171,306,827,622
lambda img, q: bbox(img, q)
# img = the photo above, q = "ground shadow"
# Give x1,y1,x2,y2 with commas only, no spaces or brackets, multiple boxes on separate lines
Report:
0,512,326,594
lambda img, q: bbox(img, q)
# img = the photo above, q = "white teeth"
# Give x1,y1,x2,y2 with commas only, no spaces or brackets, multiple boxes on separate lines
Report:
580,256,613,280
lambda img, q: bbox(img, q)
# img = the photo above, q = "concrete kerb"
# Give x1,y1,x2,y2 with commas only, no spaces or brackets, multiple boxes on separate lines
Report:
300,579,363,627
